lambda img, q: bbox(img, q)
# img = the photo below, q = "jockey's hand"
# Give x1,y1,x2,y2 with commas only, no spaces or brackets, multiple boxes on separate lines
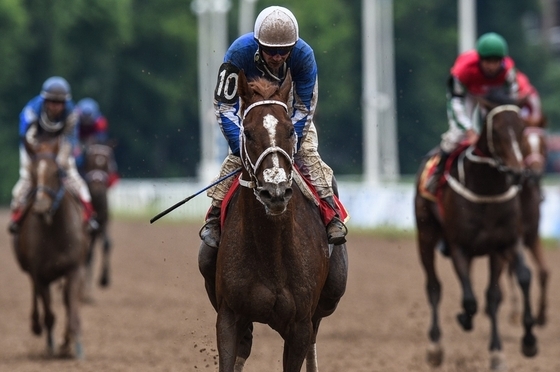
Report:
465,129,478,145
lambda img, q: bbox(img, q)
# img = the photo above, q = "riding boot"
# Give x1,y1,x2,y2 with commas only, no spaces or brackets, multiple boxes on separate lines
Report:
82,200,99,234
323,196,348,245
7,208,23,235
199,205,221,249
426,150,450,194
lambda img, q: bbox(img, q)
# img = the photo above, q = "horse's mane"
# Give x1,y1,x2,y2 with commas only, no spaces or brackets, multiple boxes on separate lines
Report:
248,77,280,100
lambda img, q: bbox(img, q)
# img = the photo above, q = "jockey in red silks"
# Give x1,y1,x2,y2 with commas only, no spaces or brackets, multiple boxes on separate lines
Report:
9,77,98,234
426,32,519,194
75,97,120,188
199,5,347,248
517,71,543,127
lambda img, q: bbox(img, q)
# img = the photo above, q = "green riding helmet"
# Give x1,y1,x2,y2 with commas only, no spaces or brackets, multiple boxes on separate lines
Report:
476,32,508,59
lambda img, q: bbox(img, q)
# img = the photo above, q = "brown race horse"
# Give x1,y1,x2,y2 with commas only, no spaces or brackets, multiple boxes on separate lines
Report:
13,135,88,358
508,118,549,325
415,102,538,370
198,71,348,372
81,143,114,300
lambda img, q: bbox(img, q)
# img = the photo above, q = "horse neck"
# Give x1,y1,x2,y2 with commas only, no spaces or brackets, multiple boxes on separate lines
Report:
237,186,295,247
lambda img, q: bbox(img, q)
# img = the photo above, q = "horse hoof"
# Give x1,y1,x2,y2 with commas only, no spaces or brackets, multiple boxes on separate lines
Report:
99,276,109,287
490,351,506,370
426,342,444,367
456,313,473,331
521,334,538,357
32,323,42,336
536,312,546,327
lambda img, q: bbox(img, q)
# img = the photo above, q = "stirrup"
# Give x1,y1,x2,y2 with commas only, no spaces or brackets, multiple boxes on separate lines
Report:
199,220,221,249
8,221,19,235
327,217,347,245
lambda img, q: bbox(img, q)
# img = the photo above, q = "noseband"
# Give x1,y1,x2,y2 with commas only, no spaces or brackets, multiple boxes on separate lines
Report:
239,100,295,193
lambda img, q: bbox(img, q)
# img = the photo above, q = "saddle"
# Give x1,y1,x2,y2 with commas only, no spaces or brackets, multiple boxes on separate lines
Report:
418,142,471,202
220,167,349,228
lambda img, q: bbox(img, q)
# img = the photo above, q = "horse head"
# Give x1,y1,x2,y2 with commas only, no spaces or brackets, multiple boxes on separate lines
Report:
521,117,547,179
237,69,296,215
475,96,526,178
24,134,64,224
84,144,112,188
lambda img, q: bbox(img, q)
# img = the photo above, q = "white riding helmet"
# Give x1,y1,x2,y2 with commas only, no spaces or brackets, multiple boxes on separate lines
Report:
254,6,299,47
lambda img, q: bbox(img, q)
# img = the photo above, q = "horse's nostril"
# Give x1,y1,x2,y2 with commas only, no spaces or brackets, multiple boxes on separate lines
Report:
259,189,272,201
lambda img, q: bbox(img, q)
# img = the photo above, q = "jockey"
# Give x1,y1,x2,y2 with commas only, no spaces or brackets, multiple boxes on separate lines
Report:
517,71,543,127
75,97,119,187
8,76,98,234
426,32,519,193
199,5,347,248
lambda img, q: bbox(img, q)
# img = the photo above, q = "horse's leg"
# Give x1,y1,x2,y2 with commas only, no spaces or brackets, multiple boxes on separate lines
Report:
99,228,112,287
198,242,219,310
486,253,506,370
305,343,319,372
528,237,549,325
81,238,96,303
450,248,476,331
216,305,245,372
30,278,42,336
511,245,538,358
282,320,313,372
507,259,520,325
415,208,444,366
61,268,84,359
36,281,56,356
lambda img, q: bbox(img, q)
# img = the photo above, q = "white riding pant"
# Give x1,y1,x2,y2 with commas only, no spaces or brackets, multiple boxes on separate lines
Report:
11,140,92,211
207,122,334,207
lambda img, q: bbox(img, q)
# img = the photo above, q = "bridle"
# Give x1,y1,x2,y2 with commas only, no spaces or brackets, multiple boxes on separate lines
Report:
445,105,523,203
239,99,295,195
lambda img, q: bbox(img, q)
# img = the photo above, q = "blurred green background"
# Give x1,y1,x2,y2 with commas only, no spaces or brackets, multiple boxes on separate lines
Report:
0,0,554,204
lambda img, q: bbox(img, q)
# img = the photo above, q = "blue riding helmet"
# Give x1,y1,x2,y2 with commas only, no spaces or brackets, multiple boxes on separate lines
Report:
40,76,72,102
77,98,100,121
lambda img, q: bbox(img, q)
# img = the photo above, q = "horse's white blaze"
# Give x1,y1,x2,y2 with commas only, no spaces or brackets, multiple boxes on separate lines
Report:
262,114,288,184
37,159,48,196
528,133,541,154
508,127,523,163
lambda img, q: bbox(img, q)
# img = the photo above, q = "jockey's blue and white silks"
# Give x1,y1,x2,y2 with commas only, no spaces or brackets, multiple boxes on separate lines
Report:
214,32,318,156
19,95,78,146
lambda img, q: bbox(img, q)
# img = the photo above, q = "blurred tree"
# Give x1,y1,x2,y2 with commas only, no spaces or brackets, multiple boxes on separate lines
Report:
0,0,559,206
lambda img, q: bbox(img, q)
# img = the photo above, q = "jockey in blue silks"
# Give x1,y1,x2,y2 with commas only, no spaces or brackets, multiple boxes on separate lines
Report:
199,5,347,248
8,76,97,234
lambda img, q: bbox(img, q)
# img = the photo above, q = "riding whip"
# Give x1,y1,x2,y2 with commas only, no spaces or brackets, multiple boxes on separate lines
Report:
149,167,242,224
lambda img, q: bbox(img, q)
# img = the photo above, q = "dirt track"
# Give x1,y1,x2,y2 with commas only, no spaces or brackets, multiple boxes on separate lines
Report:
1,209,559,372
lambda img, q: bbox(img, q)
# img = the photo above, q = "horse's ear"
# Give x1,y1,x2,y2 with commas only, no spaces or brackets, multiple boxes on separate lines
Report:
237,69,252,103
279,69,292,103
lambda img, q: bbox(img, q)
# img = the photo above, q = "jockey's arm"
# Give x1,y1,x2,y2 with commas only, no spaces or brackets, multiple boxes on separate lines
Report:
446,75,473,131
214,62,242,156
289,44,318,150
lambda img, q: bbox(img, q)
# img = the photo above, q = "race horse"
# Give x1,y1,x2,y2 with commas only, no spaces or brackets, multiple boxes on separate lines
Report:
414,100,538,370
508,117,549,326
12,134,88,358
81,143,115,300
198,70,348,372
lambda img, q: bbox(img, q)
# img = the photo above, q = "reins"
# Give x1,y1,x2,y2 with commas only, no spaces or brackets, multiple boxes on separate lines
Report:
445,105,522,203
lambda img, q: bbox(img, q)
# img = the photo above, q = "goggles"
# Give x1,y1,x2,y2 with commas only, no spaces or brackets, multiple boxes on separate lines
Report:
260,45,292,57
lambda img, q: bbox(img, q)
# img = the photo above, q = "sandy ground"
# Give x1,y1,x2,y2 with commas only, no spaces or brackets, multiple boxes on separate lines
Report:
0,209,559,372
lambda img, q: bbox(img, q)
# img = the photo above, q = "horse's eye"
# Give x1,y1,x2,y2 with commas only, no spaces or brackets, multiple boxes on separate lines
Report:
289,127,295,137
244,130,253,141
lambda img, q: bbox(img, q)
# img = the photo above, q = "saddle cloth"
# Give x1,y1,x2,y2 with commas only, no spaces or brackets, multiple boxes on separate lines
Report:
418,143,471,202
